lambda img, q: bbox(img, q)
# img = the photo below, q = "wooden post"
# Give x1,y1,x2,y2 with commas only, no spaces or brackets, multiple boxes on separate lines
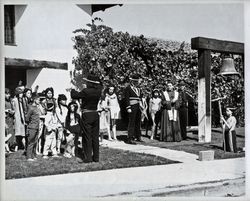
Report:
198,50,211,142
191,37,244,143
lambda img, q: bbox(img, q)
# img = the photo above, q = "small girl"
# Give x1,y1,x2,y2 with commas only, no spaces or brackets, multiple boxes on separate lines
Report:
42,87,60,158
22,88,32,116
221,107,238,153
64,101,82,158
148,89,162,140
41,87,57,114
56,94,68,154
105,85,120,140
98,95,111,142
43,110,60,158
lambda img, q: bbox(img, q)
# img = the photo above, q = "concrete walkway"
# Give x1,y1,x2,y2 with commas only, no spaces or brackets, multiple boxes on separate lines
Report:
3,158,245,199
100,139,199,163
2,138,246,200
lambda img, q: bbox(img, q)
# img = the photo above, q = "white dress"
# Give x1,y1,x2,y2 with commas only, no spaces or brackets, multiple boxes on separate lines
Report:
12,97,25,137
149,97,161,114
98,99,110,132
106,93,120,119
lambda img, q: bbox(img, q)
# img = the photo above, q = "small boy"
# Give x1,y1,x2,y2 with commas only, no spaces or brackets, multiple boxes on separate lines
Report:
43,108,60,159
25,93,41,161
220,107,238,153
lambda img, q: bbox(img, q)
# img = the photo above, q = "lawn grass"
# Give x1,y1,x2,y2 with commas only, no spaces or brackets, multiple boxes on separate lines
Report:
135,127,245,160
5,146,178,180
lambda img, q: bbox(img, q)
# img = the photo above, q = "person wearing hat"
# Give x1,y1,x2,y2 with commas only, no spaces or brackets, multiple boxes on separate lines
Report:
220,107,238,153
55,94,68,154
71,74,102,163
160,80,182,142
124,74,143,144
25,93,42,161
148,89,162,140
178,80,188,140
12,86,26,150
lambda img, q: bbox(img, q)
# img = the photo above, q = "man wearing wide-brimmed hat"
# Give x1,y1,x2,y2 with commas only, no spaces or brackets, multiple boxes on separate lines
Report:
124,74,143,144
71,74,102,163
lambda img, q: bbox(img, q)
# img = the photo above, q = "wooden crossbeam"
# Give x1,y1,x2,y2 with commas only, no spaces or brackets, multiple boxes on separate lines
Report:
191,37,244,54
191,36,244,143
5,57,68,70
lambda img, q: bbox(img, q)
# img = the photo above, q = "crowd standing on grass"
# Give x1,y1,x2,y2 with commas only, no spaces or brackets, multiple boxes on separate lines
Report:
5,73,240,162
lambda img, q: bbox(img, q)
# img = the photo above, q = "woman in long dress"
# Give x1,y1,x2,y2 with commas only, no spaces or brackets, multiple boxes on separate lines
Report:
160,81,182,142
12,87,26,149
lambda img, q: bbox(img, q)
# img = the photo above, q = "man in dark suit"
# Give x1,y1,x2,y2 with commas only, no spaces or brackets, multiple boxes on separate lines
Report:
124,74,143,144
71,74,102,163
178,80,188,140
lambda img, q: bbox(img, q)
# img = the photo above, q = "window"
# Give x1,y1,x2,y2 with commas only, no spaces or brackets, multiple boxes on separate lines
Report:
4,5,15,45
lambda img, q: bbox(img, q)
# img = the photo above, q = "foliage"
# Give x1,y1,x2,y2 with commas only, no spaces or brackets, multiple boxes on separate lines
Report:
72,18,244,126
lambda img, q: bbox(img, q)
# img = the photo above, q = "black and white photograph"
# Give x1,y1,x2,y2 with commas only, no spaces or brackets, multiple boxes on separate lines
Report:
0,0,249,200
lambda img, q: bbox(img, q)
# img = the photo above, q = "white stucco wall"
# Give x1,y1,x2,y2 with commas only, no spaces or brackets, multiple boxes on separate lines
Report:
3,0,92,97
26,68,71,97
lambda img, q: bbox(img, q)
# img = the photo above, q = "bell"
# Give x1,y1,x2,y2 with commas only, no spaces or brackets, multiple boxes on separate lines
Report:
218,57,240,76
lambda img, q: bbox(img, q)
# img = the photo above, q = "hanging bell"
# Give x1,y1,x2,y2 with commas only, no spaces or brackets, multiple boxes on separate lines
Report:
218,57,240,76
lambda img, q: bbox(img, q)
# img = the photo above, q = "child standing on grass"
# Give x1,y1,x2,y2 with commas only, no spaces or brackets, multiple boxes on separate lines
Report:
25,93,41,161
106,85,120,141
56,94,68,154
64,101,82,158
43,110,60,159
221,107,238,153
148,89,162,140
98,96,111,142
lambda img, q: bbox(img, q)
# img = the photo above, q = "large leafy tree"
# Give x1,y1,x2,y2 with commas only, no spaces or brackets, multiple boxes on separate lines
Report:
72,18,244,126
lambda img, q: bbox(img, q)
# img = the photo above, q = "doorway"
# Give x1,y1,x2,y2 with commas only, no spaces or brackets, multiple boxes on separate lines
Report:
5,67,26,96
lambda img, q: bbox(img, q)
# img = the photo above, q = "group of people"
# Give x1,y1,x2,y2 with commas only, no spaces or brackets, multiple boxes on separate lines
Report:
123,75,188,144
5,73,239,163
5,85,83,161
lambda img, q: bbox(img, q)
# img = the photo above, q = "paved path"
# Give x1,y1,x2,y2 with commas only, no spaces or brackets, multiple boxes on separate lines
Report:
2,131,246,199
100,139,199,163
2,158,245,199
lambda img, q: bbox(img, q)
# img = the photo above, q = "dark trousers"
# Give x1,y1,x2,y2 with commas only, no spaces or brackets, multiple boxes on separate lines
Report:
224,130,237,153
26,128,39,159
128,104,141,141
81,112,99,162
179,108,187,140
16,136,25,150
68,124,81,157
